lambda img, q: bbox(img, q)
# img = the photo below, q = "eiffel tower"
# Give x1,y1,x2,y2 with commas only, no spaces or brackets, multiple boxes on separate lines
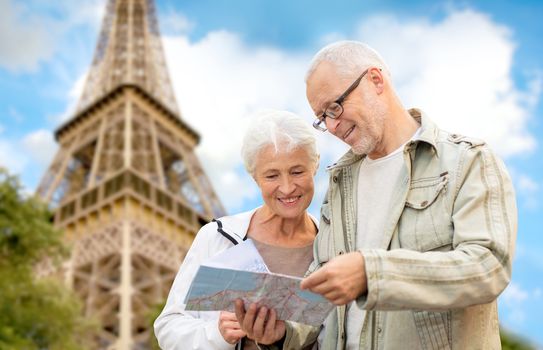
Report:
36,0,226,348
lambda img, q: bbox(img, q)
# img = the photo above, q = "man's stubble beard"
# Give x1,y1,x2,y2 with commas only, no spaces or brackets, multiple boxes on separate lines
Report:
351,98,386,156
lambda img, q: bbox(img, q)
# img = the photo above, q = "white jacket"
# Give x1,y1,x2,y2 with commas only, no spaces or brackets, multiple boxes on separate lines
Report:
154,208,257,350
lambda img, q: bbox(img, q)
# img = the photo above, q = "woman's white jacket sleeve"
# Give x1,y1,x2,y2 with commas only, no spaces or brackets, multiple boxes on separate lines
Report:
154,222,235,350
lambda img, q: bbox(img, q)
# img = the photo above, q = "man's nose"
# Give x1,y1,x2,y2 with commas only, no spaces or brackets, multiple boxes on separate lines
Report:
325,116,341,134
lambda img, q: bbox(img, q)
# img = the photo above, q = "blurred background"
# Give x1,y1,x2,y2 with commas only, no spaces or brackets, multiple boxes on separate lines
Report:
0,0,541,348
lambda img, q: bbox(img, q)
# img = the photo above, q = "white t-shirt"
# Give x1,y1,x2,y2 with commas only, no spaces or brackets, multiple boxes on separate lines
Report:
346,128,421,349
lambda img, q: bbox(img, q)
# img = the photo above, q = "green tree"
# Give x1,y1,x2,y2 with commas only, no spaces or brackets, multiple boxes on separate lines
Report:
146,300,166,350
0,168,95,350
501,327,537,350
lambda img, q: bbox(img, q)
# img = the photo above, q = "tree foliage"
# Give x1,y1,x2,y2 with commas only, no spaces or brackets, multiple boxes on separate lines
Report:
0,168,95,349
146,300,166,350
501,327,537,350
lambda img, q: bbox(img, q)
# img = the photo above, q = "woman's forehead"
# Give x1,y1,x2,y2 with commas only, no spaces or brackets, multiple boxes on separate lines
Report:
256,145,312,167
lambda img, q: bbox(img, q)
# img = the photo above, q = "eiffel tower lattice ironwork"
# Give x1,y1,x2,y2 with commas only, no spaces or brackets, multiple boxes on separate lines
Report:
36,0,226,348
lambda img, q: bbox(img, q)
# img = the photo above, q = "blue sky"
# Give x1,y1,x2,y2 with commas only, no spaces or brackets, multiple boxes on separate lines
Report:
1,0,542,345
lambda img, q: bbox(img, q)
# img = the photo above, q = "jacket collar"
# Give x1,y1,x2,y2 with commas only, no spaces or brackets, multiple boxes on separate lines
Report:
327,108,439,171
218,207,320,241
409,108,439,156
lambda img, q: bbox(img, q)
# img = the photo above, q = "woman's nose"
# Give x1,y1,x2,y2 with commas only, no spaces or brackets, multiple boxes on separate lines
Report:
279,177,295,194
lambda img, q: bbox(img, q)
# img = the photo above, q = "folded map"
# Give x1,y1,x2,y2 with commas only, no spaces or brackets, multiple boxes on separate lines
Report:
184,265,333,326
184,240,333,326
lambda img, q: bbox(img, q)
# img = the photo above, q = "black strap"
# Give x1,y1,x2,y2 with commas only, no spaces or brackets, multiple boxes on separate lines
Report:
213,218,247,350
212,218,241,245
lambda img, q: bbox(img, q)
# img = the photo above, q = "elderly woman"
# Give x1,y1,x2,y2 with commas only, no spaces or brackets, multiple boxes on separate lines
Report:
154,110,320,350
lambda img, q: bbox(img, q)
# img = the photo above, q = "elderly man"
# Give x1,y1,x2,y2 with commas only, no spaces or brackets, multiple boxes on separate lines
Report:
294,41,517,349
235,41,517,350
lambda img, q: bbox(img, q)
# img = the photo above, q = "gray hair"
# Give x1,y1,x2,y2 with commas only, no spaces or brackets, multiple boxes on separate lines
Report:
305,40,390,81
241,110,319,177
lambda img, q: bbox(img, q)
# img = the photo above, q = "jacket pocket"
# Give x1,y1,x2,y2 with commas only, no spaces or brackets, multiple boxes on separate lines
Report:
398,173,453,252
321,201,331,225
413,310,452,350
315,202,334,266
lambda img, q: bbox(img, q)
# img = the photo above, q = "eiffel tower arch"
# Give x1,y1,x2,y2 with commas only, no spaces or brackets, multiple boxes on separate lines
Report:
36,0,226,348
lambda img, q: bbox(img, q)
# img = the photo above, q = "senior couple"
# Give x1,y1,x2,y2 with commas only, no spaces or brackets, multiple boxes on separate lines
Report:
155,41,517,350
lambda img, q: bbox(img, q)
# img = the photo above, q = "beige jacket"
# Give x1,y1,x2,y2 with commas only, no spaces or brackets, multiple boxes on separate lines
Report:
282,109,517,350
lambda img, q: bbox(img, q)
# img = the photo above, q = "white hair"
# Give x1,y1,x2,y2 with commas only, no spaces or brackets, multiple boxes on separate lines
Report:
241,110,319,177
305,40,390,81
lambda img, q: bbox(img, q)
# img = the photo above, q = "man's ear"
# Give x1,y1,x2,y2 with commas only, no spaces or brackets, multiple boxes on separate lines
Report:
369,67,384,94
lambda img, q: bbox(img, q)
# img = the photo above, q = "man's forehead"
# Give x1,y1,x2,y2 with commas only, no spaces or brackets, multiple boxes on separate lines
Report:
308,61,338,85
306,62,345,109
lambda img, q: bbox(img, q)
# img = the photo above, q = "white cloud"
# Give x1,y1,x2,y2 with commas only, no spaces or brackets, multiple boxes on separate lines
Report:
35,10,344,213
500,283,528,325
19,6,536,214
48,72,88,124
508,168,540,210
354,9,540,158
0,0,56,72
0,139,27,174
0,129,58,195
514,243,543,270
21,129,58,166
517,174,540,209
161,8,539,213
0,0,105,73
502,283,529,304
0,128,57,184
319,32,347,47
500,282,542,326
217,168,260,210
162,31,318,212
307,166,334,217
159,9,195,36
54,0,105,28
518,174,539,193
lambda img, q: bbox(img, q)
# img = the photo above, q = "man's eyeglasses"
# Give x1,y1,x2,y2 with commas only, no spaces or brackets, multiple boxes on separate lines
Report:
312,68,371,132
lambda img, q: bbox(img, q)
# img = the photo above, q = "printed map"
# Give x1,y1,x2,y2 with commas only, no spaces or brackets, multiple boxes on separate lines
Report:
184,265,333,326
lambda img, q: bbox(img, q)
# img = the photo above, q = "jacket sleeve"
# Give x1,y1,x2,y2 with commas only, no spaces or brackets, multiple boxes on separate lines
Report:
154,223,234,350
281,322,320,349
358,145,517,311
